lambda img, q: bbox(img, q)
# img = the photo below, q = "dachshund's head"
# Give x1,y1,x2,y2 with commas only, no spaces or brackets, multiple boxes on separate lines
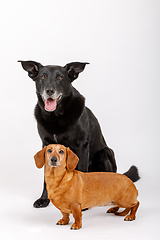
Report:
34,144,79,172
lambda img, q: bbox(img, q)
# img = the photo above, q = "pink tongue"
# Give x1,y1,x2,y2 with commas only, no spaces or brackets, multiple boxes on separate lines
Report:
45,98,57,111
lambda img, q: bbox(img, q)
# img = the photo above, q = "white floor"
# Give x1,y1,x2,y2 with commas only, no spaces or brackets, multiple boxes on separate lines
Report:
1,177,159,240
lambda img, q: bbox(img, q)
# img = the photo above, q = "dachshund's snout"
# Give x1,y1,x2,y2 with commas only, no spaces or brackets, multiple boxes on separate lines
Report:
49,156,59,167
51,157,58,163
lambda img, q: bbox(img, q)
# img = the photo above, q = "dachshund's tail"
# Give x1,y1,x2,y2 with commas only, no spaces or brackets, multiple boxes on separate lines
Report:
123,165,140,182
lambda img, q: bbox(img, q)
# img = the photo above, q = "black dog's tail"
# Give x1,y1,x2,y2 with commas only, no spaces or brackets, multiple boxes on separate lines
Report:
123,165,140,182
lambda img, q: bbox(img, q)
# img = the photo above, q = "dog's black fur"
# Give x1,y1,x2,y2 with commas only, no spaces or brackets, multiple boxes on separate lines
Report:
19,60,140,208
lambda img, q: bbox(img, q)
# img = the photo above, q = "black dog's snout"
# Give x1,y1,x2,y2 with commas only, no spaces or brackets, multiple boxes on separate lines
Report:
46,88,55,96
51,157,58,163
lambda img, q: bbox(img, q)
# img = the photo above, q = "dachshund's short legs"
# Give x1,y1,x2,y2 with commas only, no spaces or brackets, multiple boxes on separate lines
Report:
107,206,131,216
70,203,82,230
56,212,70,225
107,201,139,220
124,201,140,221
107,206,119,214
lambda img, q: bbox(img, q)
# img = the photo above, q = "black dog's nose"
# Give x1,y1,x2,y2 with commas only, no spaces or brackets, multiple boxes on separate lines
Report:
51,157,58,163
46,88,54,96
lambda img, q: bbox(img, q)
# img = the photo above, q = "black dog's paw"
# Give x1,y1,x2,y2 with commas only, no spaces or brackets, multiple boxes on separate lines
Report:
33,198,50,208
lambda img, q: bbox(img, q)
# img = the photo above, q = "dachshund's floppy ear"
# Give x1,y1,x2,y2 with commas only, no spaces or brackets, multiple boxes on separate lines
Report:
66,147,79,171
34,146,46,169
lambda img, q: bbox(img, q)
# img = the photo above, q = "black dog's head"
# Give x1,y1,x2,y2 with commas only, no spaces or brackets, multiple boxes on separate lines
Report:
18,60,89,112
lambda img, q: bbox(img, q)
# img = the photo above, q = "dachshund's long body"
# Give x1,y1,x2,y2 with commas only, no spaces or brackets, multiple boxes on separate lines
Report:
47,171,138,214
34,144,139,230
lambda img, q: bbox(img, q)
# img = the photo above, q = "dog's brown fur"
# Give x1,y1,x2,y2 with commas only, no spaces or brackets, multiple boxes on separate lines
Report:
34,144,139,230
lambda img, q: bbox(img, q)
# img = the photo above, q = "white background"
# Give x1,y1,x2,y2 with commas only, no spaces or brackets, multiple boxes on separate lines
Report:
0,0,160,239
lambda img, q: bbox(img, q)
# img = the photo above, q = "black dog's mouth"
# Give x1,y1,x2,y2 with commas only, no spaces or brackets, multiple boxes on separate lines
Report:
44,94,62,112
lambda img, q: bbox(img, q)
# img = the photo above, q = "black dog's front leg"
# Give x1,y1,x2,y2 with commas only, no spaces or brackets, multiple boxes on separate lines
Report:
33,180,50,208
33,140,55,208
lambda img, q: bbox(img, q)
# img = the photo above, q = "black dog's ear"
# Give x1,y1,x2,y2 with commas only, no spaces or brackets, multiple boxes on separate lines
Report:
64,62,89,82
18,60,42,80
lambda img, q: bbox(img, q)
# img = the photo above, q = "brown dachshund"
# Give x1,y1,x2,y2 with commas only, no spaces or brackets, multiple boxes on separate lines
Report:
34,144,139,230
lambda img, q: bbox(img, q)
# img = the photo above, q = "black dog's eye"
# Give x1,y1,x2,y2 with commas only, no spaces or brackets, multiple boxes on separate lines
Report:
41,73,47,79
59,150,64,154
56,74,63,80
47,149,52,153
57,76,62,80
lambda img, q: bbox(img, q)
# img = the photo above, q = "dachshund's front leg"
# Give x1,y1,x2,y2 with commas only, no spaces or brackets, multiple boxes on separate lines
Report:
70,203,82,230
56,212,70,225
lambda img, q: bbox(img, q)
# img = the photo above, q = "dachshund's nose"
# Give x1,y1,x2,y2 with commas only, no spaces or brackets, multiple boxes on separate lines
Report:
51,157,58,163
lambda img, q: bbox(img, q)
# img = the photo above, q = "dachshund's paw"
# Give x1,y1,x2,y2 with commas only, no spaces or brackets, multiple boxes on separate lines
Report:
33,198,50,208
107,207,119,214
124,215,136,221
70,223,82,230
56,219,69,225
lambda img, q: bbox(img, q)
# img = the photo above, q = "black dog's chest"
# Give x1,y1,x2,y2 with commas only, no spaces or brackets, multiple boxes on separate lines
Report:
35,99,89,147
37,114,87,150
53,134,58,143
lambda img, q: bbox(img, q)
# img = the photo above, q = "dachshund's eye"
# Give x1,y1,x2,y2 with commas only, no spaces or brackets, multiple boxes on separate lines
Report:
41,73,47,79
59,150,64,154
47,149,52,153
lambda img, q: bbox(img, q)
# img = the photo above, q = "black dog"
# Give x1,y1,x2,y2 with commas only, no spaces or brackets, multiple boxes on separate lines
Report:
19,60,140,208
